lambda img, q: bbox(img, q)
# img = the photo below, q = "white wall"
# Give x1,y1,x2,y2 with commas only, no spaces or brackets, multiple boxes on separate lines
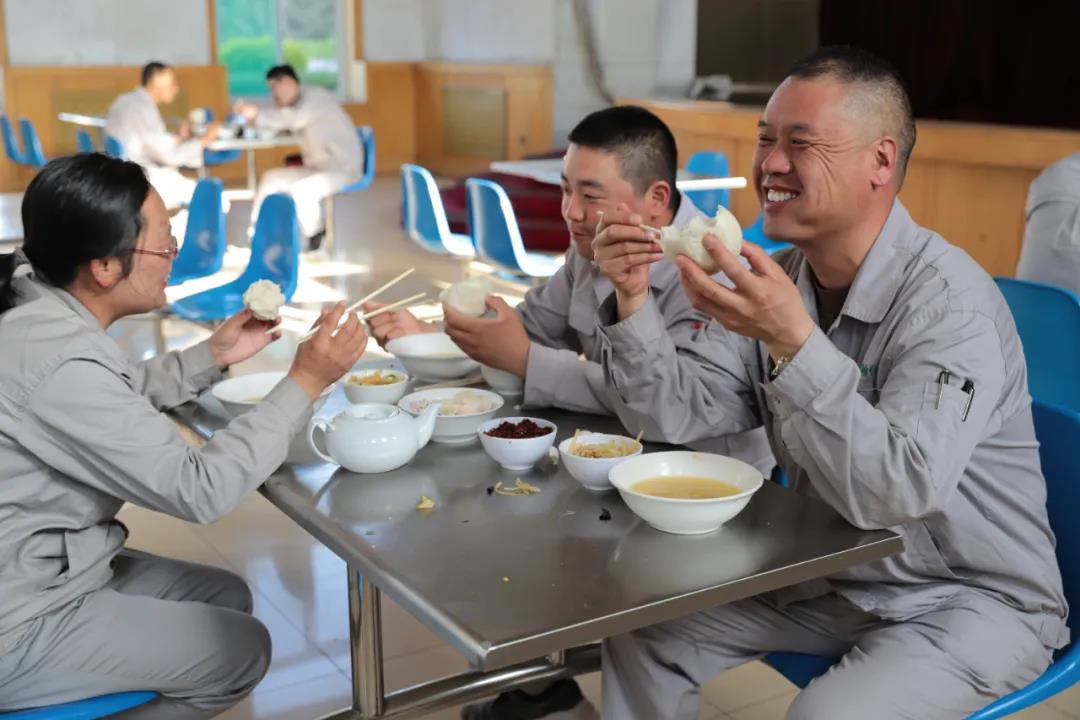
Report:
362,0,427,62
423,0,556,63
4,0,211,66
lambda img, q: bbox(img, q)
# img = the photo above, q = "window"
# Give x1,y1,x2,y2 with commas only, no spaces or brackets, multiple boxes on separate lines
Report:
217,0,344,97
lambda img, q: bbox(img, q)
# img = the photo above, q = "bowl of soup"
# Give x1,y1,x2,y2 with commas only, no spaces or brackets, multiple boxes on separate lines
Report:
608,451,764,535
385,332,479,382
344,368,409,405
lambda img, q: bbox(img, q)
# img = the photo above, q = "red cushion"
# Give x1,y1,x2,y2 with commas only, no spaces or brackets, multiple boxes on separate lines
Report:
441,173,568,253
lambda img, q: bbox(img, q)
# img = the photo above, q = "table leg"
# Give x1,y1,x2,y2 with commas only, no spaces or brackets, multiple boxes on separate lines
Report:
247,149,257,195
349,567,385,718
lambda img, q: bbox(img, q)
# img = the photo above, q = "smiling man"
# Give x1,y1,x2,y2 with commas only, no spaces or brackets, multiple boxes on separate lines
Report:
594,46,1068,720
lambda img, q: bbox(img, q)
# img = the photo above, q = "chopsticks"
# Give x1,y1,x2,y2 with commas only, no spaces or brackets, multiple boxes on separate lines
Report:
412,374,485,392
350,268,415,314
297,292,428,343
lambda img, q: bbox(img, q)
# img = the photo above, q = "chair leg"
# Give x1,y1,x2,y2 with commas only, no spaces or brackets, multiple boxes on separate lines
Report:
323,194,336,257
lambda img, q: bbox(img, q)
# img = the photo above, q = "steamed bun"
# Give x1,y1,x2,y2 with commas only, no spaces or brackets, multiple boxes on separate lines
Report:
439,276,494,317
658,206,743,274
243,280,285,321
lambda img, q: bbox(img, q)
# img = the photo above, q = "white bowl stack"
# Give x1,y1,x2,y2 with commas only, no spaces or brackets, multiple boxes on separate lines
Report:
385,332,479,382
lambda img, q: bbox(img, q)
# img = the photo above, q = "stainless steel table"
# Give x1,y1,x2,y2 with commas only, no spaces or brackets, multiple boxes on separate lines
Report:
206,135,300,194
170,376,902,719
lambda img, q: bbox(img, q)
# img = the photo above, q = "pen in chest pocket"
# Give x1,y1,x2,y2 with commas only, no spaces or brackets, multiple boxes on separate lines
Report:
935,370,976,421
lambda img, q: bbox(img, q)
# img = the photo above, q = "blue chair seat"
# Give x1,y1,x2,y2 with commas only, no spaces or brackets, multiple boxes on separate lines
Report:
742,213,790,255
401,164,475,258
465,178,561,278
1,114,31,166
765,399,1080,718
171,193,300,323
685,150,732,214
75,129,96,154
1,692,156,719
18,118,47,169
168,178,227,286
203,149,242,166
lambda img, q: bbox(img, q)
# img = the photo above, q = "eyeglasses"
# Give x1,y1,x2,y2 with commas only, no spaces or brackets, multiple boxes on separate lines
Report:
133,238,179,261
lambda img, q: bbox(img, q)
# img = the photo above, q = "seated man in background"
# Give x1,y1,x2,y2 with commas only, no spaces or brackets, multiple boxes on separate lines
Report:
1015,151,1080,295
235,64,364,251
596,46,1067,720
367,105,774,720
105,61,220,209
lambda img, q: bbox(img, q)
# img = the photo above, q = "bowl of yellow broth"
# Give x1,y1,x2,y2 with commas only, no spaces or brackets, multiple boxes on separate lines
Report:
608,451,764,535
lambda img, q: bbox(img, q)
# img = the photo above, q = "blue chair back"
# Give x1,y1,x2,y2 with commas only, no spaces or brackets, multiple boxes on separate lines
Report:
168,178,226,286
743,213,791,255
239,193,301,299
103,135,125,159
74,128,96,153
400,163,473,256
0,691,156,719
995,277,1080,414
2,114,30,165
18,118,47,168
766,400,1080,718
685,151,731,213
466,178,530,271
338,126,376,194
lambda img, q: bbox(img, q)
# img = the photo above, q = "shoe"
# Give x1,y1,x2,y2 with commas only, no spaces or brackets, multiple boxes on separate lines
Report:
461,679,598,720
307,230,326,252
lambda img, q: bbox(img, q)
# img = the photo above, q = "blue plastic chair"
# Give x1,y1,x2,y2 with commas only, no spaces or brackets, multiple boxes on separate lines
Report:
340,126,375,194
2,114,30,166
742,213,791,255
199,108,242,168
766,399,1080,717
18,118,47,168
168,178,226,286
103,135,125,159
170,193,300,322
685,150,732,214
465,178,562,279
995,277,1080,414
74,128,96,153
400,164,474,257
0,692,156,719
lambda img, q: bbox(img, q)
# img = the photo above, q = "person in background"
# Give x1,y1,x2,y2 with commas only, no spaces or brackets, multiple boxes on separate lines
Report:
0,154,367,718
595,46,1066,720
1015,151,1080,295
235,64,365,251
105,61,221,209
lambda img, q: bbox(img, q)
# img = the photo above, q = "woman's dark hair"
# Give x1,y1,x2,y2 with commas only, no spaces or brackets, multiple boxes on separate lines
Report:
0,153,151,313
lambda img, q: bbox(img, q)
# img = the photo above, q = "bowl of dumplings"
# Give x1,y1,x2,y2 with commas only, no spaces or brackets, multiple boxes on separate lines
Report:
398,388,504,444
384,333,479,382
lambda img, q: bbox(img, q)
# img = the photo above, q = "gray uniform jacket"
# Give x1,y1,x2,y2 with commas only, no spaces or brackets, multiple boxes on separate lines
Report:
599,200,1069,649
0,274,313,646
1016,151,1080,296
104,87,205,170
518,193,775,475
255,86,365,177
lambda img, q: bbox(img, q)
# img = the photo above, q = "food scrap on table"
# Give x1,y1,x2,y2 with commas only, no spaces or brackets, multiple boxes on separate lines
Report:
599,508,612,521
416,495,436,512
493,478,541,496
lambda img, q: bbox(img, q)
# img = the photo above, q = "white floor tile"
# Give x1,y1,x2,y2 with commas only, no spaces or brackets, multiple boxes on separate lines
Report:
702,661,796,713
217,672,351,720
1013,702,1075,719
1049,683,1080,717
727,691,797,720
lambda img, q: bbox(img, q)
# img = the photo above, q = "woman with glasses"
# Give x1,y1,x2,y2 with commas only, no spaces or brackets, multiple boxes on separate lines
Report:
0,153,367,718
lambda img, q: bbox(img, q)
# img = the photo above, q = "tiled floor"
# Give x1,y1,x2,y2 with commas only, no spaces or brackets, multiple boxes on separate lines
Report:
113,177,1079,719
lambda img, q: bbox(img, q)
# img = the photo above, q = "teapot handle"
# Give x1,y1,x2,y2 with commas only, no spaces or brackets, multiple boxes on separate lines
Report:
307,418,337,465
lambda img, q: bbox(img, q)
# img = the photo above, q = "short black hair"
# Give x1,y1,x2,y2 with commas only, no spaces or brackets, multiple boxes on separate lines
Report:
787,45,917,184
1,154,151,313
266,64,299,83
568,106,679,210
141,61,170,86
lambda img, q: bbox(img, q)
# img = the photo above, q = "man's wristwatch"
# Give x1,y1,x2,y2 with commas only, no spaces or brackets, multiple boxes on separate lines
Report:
769,354,793,379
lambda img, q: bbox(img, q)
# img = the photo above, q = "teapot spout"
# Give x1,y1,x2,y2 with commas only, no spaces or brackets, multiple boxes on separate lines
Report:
414,402,440,450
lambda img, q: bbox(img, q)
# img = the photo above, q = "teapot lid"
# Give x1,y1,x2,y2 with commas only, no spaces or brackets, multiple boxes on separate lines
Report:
340,403,401,421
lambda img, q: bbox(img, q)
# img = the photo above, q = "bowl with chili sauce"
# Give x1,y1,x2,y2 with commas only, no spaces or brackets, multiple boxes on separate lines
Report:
477,417,558,471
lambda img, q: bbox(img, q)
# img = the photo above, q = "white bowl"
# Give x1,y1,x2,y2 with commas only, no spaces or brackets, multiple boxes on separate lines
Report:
385,332,479,382
558,432,643,492
343,368,409,405
481,364,524,396
477,416,557,471
609,451,764,535
398,388,503,445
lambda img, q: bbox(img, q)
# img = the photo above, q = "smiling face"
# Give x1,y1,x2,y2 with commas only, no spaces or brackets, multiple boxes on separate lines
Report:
560,144,670,259
753,76,898,247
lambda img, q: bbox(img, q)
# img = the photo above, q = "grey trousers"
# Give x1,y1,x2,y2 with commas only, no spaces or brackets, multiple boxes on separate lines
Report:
601,591,1054,720
0,549,272,719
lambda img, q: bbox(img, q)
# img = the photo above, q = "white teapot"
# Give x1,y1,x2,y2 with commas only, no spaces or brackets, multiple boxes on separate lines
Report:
308,402,439,474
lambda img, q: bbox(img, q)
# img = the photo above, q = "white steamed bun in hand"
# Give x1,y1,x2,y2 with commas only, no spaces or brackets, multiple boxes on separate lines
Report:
658,205,743,274
439,276,494,317
242,280,285,321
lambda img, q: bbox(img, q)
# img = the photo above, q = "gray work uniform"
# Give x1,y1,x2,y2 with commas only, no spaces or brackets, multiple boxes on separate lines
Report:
0,273,314,717
1016,151,1080,295
105,87,203,209
597,200,1068,719
518,193,774,475
252,85,365,238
